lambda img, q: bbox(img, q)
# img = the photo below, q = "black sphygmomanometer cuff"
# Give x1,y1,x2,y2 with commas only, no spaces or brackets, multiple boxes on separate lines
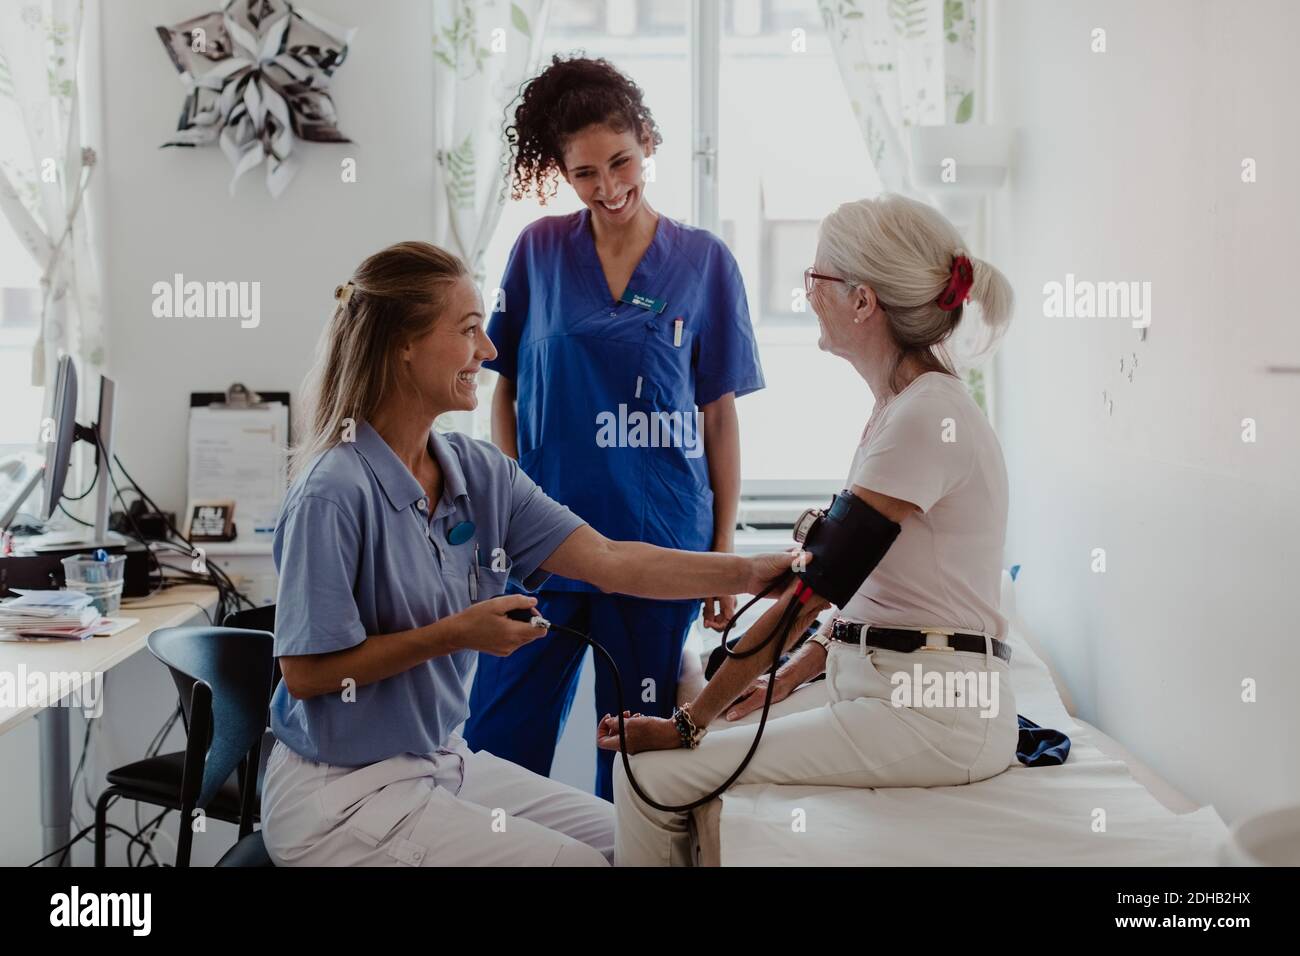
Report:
794,489,902,608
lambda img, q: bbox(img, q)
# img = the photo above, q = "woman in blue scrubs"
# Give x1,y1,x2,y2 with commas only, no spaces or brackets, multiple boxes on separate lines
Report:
262,241,790,866
464,56,766,800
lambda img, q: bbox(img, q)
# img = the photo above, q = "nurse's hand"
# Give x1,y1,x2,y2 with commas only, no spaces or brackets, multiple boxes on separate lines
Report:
596,713,680,754
451,595,548,657
701,594,736,632
743,550,807,597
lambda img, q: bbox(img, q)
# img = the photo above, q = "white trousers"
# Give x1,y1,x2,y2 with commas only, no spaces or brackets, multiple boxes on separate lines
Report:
613,640,1019,866
262,734,613,866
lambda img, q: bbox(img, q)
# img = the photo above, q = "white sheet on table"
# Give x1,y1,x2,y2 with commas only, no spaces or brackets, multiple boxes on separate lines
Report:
716,617,1229,866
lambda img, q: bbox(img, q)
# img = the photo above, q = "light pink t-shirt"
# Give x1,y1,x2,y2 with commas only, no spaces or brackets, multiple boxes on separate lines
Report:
836,370,1009,638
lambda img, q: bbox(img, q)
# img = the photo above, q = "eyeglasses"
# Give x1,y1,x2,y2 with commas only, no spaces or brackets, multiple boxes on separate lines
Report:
804,267,852,298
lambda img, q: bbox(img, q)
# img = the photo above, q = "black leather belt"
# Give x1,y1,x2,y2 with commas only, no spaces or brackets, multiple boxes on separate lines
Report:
830,620,1012,665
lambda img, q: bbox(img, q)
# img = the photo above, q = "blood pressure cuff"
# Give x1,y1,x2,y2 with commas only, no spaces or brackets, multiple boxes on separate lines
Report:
795,490,902,608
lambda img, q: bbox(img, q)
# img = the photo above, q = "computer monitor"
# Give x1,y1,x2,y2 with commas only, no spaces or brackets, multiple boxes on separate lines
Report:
35,354,121,546
41,354,78,520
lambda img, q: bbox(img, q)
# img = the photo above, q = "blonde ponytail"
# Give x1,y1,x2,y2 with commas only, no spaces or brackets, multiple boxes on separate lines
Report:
289,242,469,482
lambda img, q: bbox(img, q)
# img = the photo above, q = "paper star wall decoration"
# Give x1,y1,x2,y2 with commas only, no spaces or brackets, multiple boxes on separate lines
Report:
156,0,356,197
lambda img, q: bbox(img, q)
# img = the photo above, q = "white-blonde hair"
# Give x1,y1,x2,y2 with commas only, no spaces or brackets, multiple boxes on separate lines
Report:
817,193,1014,392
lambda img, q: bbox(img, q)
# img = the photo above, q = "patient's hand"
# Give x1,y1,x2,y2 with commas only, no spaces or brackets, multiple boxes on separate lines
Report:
596,712,680,754
724,672,794,721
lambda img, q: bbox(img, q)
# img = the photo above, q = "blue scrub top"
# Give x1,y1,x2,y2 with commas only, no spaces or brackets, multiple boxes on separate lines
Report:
269,420,586,767
485,209,764,591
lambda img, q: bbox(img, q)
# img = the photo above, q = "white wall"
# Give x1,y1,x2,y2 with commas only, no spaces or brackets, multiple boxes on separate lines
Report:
988,0,1300,821
101,0,436,513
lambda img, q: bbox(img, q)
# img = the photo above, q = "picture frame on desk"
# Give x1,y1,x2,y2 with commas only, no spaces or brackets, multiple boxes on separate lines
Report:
187,500,237,542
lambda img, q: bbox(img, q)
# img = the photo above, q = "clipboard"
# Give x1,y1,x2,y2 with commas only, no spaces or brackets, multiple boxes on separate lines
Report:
187,384,291,540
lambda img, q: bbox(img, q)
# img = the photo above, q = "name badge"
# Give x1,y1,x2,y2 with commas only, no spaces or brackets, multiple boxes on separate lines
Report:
619,289,667,314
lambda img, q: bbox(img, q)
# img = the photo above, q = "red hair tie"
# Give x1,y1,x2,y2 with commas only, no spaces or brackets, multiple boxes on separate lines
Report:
936,254,974,311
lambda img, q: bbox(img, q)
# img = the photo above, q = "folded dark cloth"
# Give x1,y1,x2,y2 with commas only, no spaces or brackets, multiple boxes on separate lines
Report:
1016,715,1071,766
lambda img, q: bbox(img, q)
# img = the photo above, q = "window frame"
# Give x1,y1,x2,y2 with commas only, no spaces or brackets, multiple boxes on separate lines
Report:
691,0,849,501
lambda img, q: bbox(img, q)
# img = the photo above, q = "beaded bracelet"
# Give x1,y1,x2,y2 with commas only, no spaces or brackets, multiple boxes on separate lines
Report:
672,705,706,749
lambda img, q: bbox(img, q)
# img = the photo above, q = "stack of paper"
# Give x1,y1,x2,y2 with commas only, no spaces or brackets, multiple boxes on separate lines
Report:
0,590,104,640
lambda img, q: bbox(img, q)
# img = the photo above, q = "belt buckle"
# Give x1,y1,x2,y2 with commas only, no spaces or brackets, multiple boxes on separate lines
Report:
919,627,955,651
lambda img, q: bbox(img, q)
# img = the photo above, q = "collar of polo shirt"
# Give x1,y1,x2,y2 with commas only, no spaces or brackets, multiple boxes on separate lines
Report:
352,419,470,512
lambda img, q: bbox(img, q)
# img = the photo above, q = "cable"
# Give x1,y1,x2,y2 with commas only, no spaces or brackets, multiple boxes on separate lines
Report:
57,502,93,528
149,539,209,557
119,598,214,625
133,703,183,867
129,808,165,868
62,701,182,869
69,713,96,834
109,822,164,867
24,817,161,867
710,572,795,661
28,824,97,866
549,588,806,814
133,809,175,867
100,445,168,597
85,428,252,620
108,449,254,620
60,455,99,501
147,704,183,756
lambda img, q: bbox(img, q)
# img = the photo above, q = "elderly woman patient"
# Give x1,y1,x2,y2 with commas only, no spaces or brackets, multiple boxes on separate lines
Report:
597,194,1018,867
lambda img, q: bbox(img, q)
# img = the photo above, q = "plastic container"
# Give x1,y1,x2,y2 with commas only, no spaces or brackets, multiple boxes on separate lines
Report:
62,551,127,616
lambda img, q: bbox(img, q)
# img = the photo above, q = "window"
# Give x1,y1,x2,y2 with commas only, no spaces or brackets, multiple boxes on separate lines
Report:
547,0,604,33
726,0,824,36
719,0,881,489
636,0,688,34
761,220,818,317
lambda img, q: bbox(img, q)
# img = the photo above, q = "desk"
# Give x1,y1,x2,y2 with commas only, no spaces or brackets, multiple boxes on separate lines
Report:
0,585,220,865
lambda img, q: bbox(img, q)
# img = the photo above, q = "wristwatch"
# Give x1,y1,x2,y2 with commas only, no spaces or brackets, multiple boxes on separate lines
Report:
808,630,833,655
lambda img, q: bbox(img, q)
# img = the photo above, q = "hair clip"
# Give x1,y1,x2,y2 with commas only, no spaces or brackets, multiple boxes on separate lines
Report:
936,254,974,312
334,282,355,306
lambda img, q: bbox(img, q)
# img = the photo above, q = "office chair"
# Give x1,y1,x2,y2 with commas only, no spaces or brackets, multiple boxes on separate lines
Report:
225,603,282,714
217,604,279,868
93,604,278,866
144,625,274,866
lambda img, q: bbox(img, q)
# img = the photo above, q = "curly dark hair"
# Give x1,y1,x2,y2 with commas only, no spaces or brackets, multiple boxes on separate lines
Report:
505,54,663,204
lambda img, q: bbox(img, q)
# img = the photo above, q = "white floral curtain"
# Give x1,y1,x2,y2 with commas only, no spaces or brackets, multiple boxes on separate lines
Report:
432,0,550,282
818,0,978,195
0,0,106,396
431,0,549,437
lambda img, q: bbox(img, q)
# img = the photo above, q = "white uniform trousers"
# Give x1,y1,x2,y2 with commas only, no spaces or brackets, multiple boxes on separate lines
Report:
613,639,1018,866
262,732,613,867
